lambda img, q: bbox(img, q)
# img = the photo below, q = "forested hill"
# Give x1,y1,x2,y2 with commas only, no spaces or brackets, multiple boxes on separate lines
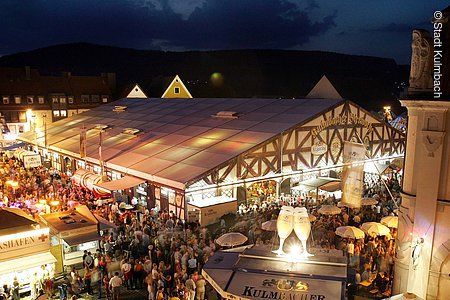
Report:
0,43,409,111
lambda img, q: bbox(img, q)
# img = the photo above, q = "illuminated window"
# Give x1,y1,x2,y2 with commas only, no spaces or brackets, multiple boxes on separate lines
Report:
174,87,180,94
61,110,67,117
52,96,59,103
14,96,21,104
68,96,74,104
38,96,45,104
101,95,108,103
27,96,34,104
60,96,66,103
53,110,60,117
2,96,9,104
81,95,89,103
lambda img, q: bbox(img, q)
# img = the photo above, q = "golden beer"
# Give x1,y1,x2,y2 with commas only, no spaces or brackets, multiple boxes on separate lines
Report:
274,206,294,255
294,207,312,256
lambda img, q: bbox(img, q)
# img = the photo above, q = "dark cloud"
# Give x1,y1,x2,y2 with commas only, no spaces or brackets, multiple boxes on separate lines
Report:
366,21,430,33
0,0,336,55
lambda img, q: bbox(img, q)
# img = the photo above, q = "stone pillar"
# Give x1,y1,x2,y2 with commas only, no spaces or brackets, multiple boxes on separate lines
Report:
395,100,449,299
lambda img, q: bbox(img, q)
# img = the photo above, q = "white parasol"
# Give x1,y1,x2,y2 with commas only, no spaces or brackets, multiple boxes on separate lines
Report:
361,198,378,206
215,232,248,247
261,220,277,231
381,216,399,228
335,226,365,239
318,205,341,215
360,222,390,237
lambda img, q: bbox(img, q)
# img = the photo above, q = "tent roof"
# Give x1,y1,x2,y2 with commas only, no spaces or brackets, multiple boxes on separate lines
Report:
0,207,37,231
19,97,342,189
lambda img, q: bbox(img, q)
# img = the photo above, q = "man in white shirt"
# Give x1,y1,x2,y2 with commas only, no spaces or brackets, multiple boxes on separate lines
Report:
109,272,123,300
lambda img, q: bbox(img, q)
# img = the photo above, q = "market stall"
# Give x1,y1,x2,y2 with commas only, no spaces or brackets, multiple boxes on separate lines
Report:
72,168,110,198
203,245,347,300
39,205,101,272
0,208,56,295
187,196,237,226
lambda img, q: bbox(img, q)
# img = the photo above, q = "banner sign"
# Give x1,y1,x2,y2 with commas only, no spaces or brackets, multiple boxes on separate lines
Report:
23,154,42,168
341,141,365,208
227,271,342,300
0,228,50,260
80,127,87,158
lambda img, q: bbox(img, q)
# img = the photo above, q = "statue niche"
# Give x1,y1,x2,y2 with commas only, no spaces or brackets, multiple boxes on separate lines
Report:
409,29,433,93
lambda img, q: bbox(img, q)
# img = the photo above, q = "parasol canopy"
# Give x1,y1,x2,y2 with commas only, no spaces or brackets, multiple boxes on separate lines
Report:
381,216,399,228
335,226,365,239
361,198,378,206
261,220,277,231
360,222,390,237
318,205,341,215
216,232,248,247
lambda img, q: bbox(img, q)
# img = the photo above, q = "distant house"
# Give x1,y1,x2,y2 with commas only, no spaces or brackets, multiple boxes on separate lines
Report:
0,66,115,135
161,75,193,98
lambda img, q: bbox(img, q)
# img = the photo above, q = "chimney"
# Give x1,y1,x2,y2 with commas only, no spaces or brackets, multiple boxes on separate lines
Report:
25,66,31,80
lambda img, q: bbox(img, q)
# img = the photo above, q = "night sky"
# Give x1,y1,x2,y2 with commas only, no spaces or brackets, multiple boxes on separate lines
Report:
0,0,444,64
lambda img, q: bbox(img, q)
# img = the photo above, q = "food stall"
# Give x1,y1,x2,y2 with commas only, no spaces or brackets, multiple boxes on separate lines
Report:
187,196,237,226
203,245,347,300
0,207,56,294
39,205,101,272
13,148,42,168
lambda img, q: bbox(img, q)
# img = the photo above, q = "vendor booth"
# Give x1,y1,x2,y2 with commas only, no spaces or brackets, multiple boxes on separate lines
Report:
203,246,347,300
72,169,110,198
39,205,102,272
0,207,56,295
13,148,42,168
187,196,237,226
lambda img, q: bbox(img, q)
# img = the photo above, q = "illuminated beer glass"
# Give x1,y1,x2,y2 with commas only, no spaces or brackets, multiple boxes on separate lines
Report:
294,207,312,257
274,206,294,255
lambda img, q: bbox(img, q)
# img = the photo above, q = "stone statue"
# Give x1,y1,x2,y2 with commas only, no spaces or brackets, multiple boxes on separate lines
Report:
409,29,433,92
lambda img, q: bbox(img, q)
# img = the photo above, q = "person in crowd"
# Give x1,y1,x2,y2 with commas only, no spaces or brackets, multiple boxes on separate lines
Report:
109,272,123,300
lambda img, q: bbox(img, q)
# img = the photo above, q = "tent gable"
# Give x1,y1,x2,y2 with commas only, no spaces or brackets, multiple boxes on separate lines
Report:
306,75,343,100
126,84,148,98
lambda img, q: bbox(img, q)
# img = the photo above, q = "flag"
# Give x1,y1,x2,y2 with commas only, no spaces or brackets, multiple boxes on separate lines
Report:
80,127,86,158
341,141,365,208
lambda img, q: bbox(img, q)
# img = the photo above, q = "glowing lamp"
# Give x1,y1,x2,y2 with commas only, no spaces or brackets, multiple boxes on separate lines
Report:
50,200,60,206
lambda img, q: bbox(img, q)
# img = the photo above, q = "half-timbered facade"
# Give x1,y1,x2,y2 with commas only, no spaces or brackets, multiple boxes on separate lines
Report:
18,97,405,219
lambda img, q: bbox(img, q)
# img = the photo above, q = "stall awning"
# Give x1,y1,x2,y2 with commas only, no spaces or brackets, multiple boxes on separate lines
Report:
95,214,117,230
0,252,57,275
292,177,341,192
94,175,145,191
63,232,102,246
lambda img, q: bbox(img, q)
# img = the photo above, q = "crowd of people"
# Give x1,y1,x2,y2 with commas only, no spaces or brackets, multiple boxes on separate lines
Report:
0,154,402,300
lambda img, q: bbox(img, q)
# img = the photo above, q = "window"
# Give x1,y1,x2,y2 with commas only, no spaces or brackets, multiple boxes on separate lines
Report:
27,96,34,104
91,95,99,102
52,96,59,104
174,87,180,94
81,95,89,103
14,96,21,104
101,95,108,103
2,96,9,104
53,110,60,117
68,96,74,104
60,96,66,104
38,96,45,104
60,110,67,117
